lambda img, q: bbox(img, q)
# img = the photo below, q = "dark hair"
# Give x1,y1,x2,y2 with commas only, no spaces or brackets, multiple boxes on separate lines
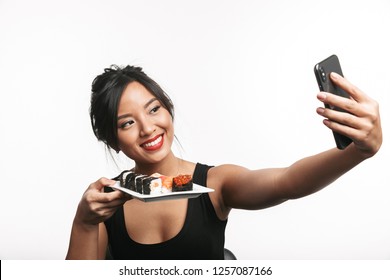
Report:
89,65,174,151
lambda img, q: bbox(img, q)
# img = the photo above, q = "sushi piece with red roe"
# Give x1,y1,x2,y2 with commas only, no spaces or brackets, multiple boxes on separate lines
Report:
172,174,193,192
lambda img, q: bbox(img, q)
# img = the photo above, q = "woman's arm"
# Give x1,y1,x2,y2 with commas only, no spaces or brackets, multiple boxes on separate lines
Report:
66,218,100,260
65,178,130,259
211,73,382,213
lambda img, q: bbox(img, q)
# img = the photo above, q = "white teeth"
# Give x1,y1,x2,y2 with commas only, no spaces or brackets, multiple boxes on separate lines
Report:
144,136,162,147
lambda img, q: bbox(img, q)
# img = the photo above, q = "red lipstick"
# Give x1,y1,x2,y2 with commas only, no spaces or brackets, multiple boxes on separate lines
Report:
140,134,164,151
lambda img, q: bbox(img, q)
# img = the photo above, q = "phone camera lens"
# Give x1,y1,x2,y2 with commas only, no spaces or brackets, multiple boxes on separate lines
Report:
319,67,327,82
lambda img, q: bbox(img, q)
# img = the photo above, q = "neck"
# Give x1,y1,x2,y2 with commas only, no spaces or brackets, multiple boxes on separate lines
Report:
134,152,183,176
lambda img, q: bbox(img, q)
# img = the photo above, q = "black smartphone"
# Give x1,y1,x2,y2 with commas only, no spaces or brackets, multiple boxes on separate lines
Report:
314,54,352,149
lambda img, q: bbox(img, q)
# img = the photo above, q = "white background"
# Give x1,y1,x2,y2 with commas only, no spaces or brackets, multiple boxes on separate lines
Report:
0,0,389,260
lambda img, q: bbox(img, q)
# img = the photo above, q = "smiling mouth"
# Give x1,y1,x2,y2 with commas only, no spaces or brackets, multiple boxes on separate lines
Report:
141,134,164,151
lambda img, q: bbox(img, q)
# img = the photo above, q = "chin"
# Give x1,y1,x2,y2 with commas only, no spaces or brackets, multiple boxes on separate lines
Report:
140,147,173,164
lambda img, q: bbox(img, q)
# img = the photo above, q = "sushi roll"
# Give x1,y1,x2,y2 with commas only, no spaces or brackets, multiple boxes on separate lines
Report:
135,175,148,193
125,173,138,191
151,173,173,193
149,177,163,194
142,176,162,195
172,174,193,192
119,171,133,188
114,169,130,184
117,170,193,195
121,172,162,195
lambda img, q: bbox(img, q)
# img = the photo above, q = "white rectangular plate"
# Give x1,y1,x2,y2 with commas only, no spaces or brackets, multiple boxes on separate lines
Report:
110,181,214,202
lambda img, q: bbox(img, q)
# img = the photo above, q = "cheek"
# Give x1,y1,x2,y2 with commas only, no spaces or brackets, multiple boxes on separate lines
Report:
117,130,137,150
154,112,174,146
162,114,174,137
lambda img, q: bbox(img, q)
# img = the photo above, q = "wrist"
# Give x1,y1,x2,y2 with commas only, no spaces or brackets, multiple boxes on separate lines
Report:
73,215,99,233
345,143,374,162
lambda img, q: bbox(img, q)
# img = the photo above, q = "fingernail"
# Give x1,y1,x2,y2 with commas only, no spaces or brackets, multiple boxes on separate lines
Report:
317,107,325,114
317,92,326,101
330,72,341,79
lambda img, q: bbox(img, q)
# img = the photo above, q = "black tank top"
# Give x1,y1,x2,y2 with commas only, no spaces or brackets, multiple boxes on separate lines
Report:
104,163,227,259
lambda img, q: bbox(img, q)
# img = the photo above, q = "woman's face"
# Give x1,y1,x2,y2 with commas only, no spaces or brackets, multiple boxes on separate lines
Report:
116,81,174,164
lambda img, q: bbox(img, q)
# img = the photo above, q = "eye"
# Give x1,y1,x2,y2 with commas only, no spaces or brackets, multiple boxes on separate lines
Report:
119,119,134,129
150,105,161,114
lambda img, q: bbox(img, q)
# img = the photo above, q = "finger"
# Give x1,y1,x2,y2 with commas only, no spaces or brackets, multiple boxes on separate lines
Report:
87,192,130,215
97,188,132,203
88,177,116,192
85,181,131,205
329,72,368,103
316,107,361,129
97,196,129,209
322,117,379,151
317,91,365,117
322,118,361,141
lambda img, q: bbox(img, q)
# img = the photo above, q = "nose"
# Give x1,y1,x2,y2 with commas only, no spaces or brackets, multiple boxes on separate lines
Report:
139,116,156,137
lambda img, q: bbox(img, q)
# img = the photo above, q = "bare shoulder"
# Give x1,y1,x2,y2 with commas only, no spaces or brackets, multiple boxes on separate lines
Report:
208,164,251,187
206,164,253,219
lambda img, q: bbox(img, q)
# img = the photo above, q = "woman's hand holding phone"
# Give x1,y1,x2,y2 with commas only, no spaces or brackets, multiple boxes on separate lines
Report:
316,72,382,159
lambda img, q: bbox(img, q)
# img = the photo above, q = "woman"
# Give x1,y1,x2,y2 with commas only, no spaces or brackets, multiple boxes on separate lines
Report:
66,65,382,259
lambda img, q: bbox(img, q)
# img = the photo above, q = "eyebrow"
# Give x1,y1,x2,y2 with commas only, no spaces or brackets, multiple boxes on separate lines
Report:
117,97,159,120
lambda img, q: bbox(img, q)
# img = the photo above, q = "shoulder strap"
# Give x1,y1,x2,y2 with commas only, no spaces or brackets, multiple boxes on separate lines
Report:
192,163,213,186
